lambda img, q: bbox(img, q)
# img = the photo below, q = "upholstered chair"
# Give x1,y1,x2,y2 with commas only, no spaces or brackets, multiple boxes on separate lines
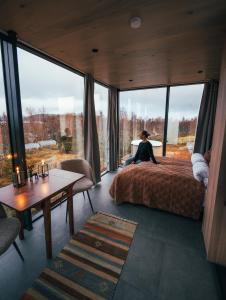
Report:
0,204,24,261
60,159,95,220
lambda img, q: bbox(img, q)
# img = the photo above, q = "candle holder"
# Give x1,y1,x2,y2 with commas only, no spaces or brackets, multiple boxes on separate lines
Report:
12,169,26,188
27,165,39,182
38,161,49,178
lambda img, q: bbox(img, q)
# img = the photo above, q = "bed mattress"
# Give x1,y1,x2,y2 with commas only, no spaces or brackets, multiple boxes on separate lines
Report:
109,157,205,219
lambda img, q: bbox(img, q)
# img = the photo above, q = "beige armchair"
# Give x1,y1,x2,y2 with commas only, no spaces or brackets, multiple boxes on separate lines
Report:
0,204,24,261
60,159,95,220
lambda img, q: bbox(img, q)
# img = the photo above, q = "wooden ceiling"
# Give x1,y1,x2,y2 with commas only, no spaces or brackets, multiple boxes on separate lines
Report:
0,0,226,89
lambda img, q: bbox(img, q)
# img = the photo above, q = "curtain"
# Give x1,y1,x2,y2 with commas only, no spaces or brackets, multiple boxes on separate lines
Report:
107,87,119,171
84,74,101,184
194,80,219,154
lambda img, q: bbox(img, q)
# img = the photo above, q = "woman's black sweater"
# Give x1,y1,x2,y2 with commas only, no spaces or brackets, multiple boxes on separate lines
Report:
133,141,157,163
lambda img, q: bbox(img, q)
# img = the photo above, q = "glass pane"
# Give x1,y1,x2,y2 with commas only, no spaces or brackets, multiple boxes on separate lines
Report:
166,84,204,160
94,83,108,172
18,48,84,172
119,88,166,163
0,46,13,187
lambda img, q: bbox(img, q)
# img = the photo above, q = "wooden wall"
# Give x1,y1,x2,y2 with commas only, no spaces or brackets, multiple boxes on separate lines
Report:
203,39,226,265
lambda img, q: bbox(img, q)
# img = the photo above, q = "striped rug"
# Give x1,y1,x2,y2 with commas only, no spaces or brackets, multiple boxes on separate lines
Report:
22,211,138,300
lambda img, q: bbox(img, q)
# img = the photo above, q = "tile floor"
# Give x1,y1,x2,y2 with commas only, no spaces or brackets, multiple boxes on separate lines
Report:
0,172,224,300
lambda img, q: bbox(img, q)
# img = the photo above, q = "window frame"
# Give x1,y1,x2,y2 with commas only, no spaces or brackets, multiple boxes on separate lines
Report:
18,46,86,171
119,82,205,162
1,32,87,173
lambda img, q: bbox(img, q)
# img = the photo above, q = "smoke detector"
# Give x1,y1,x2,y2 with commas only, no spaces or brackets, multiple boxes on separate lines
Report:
130,16,142,29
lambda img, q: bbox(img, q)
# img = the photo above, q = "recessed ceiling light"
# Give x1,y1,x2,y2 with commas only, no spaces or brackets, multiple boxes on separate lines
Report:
130,17,142,29
92,48,99,53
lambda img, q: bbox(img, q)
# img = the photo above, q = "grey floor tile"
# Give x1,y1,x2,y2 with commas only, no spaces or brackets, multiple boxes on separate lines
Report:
114,279,153,300
121,234,164,298
158,245,219,300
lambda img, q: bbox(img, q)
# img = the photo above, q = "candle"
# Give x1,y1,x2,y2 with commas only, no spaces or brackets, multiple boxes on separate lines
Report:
41,160,44,176
7,154,12,160
16,166,21,185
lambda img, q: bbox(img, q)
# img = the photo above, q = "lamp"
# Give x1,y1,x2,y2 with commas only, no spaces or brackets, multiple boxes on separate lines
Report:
130,16,142,29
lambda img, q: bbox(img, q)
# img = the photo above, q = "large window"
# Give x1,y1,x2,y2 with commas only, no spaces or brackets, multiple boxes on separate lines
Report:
166,84,204,159
18,48,84,172
120,88,166,162
94,83,108,172
0,46,12,187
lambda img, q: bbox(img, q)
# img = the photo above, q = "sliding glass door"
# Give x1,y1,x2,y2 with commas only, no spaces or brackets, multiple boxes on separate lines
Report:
0,46,13,188
166,84,204,159
94,83,108,172
17,48,84,172
119,88,166,163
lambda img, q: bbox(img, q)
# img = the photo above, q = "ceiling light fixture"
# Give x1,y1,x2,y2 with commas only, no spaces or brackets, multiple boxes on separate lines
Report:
130,16,142,29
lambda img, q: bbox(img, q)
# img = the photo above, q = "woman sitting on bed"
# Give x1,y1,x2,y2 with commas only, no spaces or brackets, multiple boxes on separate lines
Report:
124,130,158,166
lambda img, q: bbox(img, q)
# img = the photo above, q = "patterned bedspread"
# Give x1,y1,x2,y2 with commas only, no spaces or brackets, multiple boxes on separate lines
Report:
109,157,205,219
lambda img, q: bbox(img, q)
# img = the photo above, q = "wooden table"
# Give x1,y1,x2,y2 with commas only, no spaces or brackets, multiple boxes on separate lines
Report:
0,169,84,259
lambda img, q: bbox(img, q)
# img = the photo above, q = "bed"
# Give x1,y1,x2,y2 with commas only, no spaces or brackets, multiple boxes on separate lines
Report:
109,157,205,220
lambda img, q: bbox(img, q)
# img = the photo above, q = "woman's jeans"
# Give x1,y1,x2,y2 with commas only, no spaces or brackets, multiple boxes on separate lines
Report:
124,157,142,166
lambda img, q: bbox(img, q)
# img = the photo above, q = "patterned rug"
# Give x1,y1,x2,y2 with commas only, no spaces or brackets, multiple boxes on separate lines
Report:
22,211,138,300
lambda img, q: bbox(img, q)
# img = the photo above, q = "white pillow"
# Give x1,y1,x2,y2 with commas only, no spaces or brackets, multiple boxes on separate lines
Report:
191,153,205,165
192,161,209,182
203,177,208,187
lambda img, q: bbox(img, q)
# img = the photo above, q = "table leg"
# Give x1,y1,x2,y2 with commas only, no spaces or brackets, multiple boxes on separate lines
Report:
16,211,24,240
23,209,33,231
43,199,52,259
67,186,74,235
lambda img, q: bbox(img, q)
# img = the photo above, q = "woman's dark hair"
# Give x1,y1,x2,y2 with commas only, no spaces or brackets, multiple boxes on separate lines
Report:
141,130,150,138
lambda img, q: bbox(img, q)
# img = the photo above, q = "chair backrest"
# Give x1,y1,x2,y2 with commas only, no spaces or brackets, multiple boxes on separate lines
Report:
0,204,6,219
60,159,94,183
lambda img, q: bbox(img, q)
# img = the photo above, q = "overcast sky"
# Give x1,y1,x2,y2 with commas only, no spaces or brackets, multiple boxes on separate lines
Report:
120,84,204,120
0,47,109,116
17,48,85,115
1,47,203,120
